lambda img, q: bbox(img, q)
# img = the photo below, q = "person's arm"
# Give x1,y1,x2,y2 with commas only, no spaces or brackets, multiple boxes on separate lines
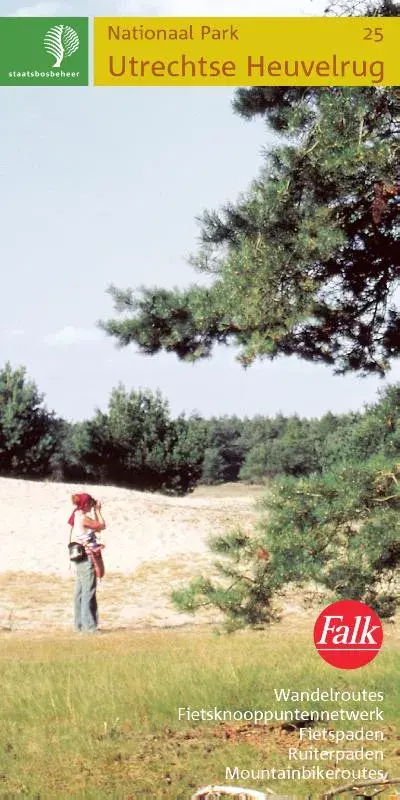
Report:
84,500,106,532
83,516,104,532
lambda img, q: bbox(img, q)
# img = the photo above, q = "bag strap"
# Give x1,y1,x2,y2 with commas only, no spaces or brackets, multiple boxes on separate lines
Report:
68,525,72,571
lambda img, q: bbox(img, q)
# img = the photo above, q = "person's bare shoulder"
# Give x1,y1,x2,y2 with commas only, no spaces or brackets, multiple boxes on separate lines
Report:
83,516,105,531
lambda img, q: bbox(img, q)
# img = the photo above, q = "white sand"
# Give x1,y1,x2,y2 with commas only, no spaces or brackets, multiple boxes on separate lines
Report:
0,478,262,630
0,477,259,576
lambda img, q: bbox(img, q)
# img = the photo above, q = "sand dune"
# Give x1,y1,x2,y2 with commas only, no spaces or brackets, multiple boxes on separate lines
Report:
0,477,260,576
0,478,262,630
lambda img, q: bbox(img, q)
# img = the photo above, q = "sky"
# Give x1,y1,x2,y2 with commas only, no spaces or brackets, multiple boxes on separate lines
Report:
1,0,399,423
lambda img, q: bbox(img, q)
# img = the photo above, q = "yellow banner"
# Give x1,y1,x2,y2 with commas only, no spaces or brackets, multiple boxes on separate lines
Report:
93,17,399,86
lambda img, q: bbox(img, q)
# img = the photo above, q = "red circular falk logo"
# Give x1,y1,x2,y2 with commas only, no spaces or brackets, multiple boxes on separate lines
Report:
314,600,383,669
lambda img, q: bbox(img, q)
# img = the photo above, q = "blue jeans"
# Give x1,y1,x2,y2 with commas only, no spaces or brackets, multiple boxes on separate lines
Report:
74,557,98,632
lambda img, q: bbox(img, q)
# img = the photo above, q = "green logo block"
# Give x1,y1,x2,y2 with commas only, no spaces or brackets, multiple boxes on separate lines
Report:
0,17,88,86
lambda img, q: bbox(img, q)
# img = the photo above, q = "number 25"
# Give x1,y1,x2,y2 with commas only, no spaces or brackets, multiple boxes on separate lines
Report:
363,27,384,42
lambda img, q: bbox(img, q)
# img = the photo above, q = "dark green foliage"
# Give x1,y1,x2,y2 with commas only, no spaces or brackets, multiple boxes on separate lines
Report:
201,447,226,485
173,384,400,625
173,456,400,627
239,413,341,481
51,420,99,482
0,364,206,494
200,417,245,484
172,531,280,631
3,359,400,504
322,384,400,469
238,415,287,481
80,386,207,493
0,362,59,477
263,459,400,617
163,413,208,494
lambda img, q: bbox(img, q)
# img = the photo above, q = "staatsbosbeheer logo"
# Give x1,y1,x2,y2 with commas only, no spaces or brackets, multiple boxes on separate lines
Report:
0,17,88,86
44,24,80,68
314,600,383,669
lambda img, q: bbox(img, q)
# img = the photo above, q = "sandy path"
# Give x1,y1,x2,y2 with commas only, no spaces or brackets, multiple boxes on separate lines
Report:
0,478,262,631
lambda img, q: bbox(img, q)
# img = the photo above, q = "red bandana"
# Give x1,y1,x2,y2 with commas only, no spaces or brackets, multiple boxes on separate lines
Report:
68,493,94,526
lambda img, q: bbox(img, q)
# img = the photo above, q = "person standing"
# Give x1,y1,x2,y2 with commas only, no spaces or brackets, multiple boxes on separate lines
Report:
68,493,106,633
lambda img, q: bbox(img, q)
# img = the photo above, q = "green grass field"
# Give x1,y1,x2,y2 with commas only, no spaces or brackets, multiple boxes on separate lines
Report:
0,618,398,799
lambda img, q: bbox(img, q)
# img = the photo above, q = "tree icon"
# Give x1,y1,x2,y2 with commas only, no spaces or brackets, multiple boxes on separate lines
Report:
44,25,79,68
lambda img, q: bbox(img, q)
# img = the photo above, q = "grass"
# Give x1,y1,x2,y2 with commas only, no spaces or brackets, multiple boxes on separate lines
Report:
0,618,398,799
0,482,397,797
0,562,220,632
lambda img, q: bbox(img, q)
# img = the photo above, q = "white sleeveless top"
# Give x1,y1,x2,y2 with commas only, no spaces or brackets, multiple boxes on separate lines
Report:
72,511,95,546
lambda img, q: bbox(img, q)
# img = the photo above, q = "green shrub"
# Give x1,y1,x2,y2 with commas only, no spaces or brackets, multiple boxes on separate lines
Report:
172,457,400,627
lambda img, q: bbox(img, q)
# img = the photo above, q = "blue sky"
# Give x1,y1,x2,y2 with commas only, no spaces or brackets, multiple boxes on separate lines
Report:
1,0,398,423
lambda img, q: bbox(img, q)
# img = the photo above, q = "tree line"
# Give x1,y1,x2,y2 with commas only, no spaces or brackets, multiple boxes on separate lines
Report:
0,362,205,494
1,361,399,494
2,359,398,619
